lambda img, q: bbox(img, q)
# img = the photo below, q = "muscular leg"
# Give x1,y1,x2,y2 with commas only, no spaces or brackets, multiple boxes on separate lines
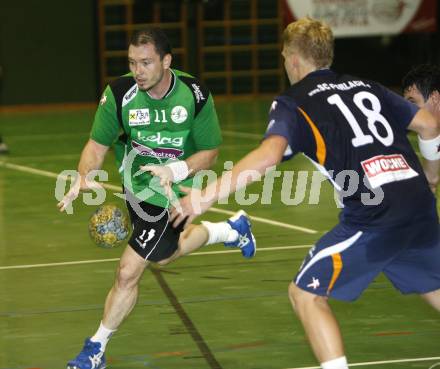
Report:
158,210,253,266
102,245,149,329
156,224,209,265
421,288,440,311
288,282,345,364
178,224,209,255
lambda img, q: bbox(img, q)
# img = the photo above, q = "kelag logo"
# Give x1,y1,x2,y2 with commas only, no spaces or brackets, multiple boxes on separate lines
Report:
136,131,183,147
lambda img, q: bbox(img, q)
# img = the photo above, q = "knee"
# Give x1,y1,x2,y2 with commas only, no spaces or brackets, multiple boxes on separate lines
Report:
288,282,301,311
288,282,324,313
115,263,141,290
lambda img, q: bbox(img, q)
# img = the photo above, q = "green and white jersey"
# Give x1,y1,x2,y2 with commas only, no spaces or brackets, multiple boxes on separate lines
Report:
90,69,222,208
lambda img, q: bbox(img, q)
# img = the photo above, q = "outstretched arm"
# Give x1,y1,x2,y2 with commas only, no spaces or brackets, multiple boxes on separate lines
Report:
57,139,110,212
170,135,288,227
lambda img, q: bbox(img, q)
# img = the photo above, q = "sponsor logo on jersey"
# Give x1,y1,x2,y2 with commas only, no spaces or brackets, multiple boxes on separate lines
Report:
308,80,371,97
129,109,150,126
137,131,183,147
191,83,205,103
361,154,418,189
171,105,188,124
100,93,107,105
131,140,184,159
122,84,138,107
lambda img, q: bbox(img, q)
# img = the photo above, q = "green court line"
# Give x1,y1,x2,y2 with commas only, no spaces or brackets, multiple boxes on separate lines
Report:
0,160,319,234
0,291,286,318
0,244,313,271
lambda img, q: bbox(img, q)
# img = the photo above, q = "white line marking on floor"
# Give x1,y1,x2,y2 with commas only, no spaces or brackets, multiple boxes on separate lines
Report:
0,161,318,234
286,356,440,369
205,207,317,234
0,244,313,270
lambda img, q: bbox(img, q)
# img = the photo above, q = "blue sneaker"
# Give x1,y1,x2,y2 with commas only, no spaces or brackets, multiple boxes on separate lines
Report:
67,338,106,369
225,210,256,258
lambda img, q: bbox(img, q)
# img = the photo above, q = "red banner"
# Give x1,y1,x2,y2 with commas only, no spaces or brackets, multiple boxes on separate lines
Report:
284,0,437,37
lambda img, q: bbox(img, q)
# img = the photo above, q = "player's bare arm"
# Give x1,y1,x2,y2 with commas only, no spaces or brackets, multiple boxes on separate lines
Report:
140,148,218,189
185,148,219,173
170,135,287,228
57,139,109,212
408,108,440,193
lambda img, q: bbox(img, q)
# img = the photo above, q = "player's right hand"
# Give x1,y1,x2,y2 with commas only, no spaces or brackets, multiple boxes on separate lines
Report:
57,180,81,212
57,177,101,213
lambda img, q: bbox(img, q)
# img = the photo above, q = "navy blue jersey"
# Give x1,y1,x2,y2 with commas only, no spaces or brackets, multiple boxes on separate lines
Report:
265,69,437,228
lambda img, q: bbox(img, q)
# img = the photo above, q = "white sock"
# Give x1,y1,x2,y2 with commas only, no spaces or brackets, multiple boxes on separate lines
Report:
201,221,238,245
90,321,116,352
321,356,348,369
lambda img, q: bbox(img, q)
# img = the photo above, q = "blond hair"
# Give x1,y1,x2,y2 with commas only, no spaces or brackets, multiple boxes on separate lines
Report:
283,17,334,68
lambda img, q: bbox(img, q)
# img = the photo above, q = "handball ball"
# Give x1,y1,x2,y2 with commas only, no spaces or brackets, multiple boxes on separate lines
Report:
89,205,129,248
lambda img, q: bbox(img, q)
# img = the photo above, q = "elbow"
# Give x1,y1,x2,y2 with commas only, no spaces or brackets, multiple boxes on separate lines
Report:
265,154,280,169
212,151,219,166
208,149,219,167
259,151,281,171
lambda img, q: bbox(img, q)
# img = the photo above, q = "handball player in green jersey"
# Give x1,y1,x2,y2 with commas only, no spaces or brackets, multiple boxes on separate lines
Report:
58,27,256,369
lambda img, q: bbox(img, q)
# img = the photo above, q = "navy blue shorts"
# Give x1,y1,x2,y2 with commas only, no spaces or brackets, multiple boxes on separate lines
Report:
294,219,440,301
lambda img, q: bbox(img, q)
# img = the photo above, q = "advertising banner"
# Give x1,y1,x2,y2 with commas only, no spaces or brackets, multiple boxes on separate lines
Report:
284,0,437,37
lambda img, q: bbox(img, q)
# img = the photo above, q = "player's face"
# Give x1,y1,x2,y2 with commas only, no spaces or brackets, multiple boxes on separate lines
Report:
404,85,426,109
128,43,170,91
404,84,439,117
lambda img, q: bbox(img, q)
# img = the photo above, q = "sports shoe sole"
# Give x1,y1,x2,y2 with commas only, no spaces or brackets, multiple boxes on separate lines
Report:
230,210,257,257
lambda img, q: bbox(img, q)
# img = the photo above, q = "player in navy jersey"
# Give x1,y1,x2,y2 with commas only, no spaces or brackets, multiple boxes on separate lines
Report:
402,64,440,122
172,17,440,369
402,64,440,193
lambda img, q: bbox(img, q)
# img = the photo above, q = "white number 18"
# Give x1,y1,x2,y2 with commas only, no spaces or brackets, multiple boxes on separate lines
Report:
327,91,394,147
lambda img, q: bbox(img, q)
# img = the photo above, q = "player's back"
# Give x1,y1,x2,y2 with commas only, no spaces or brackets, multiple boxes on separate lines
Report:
279,69,437,228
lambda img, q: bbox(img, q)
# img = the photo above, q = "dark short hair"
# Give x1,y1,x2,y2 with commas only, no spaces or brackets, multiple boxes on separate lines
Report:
129,27,172,60
402,64,440,101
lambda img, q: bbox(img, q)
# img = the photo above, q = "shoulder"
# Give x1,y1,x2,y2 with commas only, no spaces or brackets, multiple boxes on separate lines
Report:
275,92,300,113
109,73,136,91
108,74,137,106
174,69,212,116
268,95,304,128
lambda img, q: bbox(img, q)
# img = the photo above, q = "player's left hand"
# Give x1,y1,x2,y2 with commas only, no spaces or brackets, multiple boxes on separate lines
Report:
140,164,173,197
170,186,206,229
